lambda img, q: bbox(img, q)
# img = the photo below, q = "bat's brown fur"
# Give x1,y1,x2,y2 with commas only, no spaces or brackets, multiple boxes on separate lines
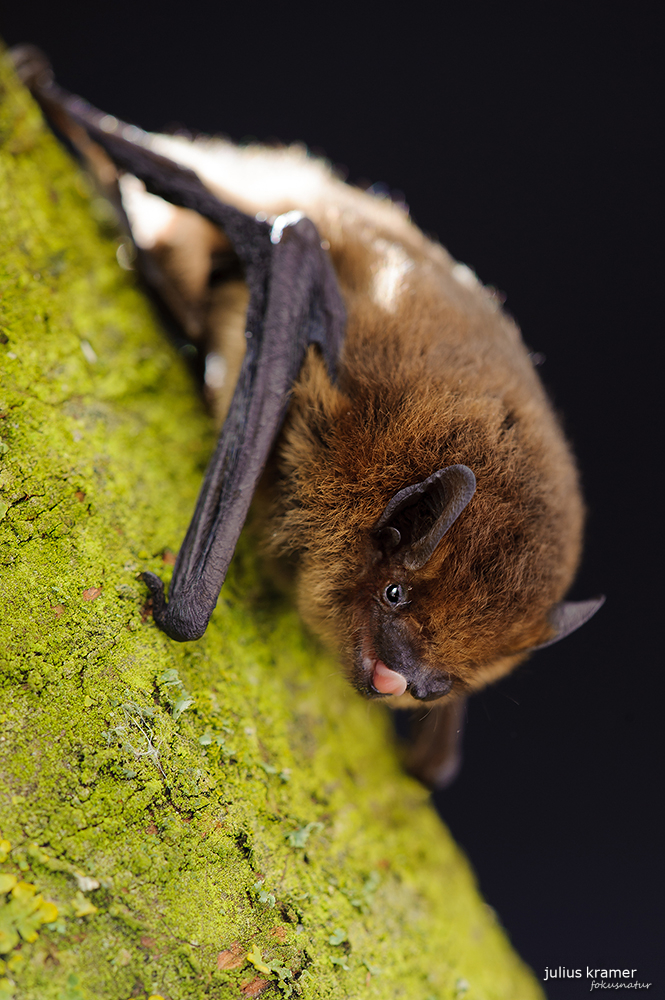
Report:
275,286,582,703
121,137,585,710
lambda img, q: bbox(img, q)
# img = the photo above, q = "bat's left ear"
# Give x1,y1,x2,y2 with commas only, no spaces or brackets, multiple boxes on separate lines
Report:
533,596,606,649
374,465,476,570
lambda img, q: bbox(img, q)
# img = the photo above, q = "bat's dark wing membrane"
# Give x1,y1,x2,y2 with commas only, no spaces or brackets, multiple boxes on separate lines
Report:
16,48,346,641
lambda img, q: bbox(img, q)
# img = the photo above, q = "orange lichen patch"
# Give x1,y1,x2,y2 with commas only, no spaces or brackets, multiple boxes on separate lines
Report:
240,977,270,997
81,587,102,601
270,926,287,941
75,491,85,502
216,942,245,970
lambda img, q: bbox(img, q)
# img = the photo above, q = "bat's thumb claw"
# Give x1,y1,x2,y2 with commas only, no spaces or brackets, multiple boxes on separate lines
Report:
141,571,166,621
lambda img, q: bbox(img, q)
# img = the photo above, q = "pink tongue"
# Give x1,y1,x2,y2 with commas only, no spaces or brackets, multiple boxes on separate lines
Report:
372,660,408,696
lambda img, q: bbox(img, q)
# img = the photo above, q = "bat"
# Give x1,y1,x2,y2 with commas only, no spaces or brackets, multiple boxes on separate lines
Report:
14,48,604,788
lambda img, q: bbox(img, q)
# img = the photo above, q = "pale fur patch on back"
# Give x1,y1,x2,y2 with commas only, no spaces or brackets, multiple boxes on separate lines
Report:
142,132,419,256
147,134,331,217
371,239,415,312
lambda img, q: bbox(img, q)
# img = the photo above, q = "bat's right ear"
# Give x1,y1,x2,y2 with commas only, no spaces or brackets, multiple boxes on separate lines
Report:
373,465,476,569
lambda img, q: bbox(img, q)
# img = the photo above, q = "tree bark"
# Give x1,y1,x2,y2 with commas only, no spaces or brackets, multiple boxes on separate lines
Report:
0,50,543,1000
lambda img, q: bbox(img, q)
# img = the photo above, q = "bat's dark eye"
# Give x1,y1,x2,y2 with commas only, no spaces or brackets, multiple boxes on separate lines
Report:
384,583,405,605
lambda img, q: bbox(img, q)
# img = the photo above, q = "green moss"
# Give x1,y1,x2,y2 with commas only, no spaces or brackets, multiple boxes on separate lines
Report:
0,49,544,1000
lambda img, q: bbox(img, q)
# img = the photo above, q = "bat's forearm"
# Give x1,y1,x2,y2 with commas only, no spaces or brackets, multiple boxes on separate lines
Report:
143,218,345,642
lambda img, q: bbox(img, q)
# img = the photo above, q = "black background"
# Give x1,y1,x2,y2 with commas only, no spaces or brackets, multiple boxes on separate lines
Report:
2,4,661,997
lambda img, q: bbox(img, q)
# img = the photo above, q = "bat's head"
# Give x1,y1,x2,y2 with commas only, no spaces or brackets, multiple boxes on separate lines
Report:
344,463,604,706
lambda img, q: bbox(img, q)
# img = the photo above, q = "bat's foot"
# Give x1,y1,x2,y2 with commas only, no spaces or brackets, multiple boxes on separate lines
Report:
405,742,463,791
396,699,466,791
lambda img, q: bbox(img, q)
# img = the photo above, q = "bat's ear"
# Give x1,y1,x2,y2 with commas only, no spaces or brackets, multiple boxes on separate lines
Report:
374,465,476,570
533,596,606,649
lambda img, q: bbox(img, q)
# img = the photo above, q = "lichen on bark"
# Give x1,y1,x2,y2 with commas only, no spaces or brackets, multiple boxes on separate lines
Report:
0,50,544,1000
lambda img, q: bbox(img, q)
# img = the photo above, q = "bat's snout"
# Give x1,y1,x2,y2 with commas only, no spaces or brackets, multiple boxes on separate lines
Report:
360,641,453,703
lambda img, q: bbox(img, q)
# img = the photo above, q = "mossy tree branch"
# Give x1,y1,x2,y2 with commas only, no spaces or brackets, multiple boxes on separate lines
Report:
0,51,543,1000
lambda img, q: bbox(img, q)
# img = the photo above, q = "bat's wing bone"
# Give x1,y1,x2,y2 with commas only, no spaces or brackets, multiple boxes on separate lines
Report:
16,48,346,640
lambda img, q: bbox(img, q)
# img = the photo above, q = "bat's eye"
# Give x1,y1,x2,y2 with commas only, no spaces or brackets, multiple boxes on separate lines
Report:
384,583,405,606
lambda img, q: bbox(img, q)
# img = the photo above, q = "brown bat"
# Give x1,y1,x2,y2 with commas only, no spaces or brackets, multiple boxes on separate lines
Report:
15,48,603,788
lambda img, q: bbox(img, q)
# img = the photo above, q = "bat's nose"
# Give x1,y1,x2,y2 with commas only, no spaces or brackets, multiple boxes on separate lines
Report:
408,674,453,701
